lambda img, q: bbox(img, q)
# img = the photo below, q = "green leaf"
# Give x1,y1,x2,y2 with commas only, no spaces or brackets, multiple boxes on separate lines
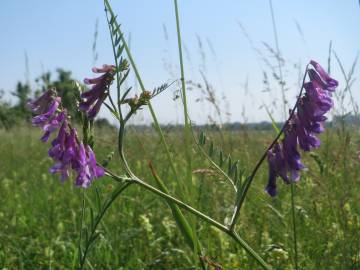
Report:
116,44,125,59
103,102,120,121
114,34,121,47
309,152,324,175
119,69,130,85
208,141,214,157
219,150,224,167
198,131,206,145
234,167,238,184
120,86,132,103
90,208,94,230
227,155,232,175
95,187,102,212
109,15,116,25
149,162,198,251
229,161,238,178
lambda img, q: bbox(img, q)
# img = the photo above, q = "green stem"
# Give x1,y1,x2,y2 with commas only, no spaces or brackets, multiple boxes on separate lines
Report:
117,119,135,178
78,190,85,267
79,182,132,269
229,231,271,270
104,0,178,180
174,0,192,183
108,172,271,270
105,9,123,120
290,182,299,270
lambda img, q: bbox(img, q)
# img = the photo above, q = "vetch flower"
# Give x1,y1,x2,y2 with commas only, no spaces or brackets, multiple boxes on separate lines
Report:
31,96,61,127
266,150,278,197
309,60,338,92
80,64,115,119
265,60,338,196
41,110,67,142
29,88,104,187
27,89,56,114
282,124,305,182
49,126,78,181
266,143,290,197
48,122,104,186
73,142,105,188
48,121,68,161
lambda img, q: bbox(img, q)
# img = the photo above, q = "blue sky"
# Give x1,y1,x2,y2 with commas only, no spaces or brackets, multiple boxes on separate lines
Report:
1,0,359,124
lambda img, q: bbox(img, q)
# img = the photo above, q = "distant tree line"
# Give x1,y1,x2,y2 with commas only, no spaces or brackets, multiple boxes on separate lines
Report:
1,69,358,130
0,69,112,129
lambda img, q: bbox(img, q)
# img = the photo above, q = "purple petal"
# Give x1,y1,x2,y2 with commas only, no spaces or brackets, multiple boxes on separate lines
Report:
27,89,55,114
41,131,51,142
92,64,115,73
309,60,339,91
32,97,61,126
266,150,278,197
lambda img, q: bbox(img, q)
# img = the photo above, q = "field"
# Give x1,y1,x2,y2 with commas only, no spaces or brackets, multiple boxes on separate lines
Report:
1,1,359,269
0,124,359,269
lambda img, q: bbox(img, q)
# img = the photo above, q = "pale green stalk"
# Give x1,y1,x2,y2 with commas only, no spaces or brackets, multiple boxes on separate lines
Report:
173,0,192,183
79,182,132,270
106,171,272,270
104,9,123,120
104,0,178,181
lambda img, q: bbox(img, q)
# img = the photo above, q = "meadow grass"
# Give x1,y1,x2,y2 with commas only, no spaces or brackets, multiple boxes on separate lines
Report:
0,125,359,269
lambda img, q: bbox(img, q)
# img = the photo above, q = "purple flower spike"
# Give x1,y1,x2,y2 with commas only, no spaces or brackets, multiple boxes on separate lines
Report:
266,60,338,196
80,64,115,119
28,87,104,187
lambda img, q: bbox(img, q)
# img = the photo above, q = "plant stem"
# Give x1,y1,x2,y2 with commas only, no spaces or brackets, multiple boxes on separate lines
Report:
229,231,271,270
117,123,134,178
229,65,309,230
174,0,192,183
104,0,179,180
107,172,271,270
104,9,123,120
78,190,85,267
79,182,132,269
134,176,227,230
290,182,299,270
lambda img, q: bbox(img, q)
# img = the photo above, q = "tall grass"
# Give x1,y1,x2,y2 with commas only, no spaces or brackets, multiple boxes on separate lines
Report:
0,126,359,269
